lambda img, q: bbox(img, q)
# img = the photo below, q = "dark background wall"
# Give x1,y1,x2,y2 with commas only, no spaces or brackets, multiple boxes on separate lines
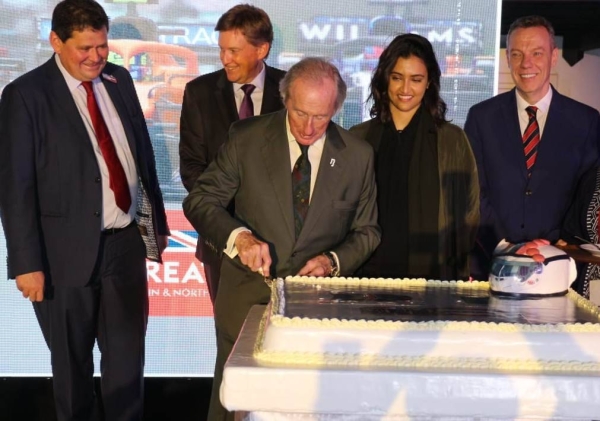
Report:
502,0,600,65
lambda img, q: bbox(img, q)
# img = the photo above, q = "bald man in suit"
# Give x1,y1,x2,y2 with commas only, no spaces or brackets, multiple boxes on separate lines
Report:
184,57,380,421
179,4,285,304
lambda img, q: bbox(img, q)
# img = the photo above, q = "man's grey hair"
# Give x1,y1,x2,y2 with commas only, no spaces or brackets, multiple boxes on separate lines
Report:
279,57,347,113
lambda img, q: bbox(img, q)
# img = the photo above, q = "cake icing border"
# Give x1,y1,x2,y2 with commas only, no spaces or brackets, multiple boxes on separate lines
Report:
254,348,600,373
254,277,600,372
269,276,600,333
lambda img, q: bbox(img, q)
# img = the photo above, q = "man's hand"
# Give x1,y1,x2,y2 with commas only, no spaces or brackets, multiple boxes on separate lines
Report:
235,231,272,277
158,235,169,254
16,271,45,302
298,254,332,277
516,238,550,263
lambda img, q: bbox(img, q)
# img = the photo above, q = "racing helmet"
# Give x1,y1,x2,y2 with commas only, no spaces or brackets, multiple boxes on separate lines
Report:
489,241,577,297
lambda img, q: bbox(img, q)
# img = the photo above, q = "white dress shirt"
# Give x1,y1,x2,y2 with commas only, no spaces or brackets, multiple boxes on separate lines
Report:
55,55,138,230
516,87,553,138
233,62,266,117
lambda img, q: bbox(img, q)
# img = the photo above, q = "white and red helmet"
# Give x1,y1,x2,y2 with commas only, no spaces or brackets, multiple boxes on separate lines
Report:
489,241,577,297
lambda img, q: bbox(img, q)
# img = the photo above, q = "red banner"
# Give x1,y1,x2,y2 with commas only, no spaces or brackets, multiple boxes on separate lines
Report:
147,210,213,317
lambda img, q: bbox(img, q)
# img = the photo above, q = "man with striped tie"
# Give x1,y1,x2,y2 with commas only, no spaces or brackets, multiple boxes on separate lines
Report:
464,15,600,278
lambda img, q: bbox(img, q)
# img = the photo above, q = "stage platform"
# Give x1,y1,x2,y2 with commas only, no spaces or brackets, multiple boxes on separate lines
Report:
0,377,212,420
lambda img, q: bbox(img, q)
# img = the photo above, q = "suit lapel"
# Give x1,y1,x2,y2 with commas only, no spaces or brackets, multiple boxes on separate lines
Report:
365,120,384,153
297,122,346,244
215,70,239,123
261,111,295,242
46,58,91,147
261,65,282,114
533,87,563,175
100,69,138,160
501,89,528,179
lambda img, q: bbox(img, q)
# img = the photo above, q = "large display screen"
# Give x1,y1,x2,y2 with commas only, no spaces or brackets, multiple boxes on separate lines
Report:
0,0,501,376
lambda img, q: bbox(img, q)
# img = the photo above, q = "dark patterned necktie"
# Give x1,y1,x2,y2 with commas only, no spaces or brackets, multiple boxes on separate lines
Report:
523,106,540,173
82,81,131,213
292,143,311,238
238,84,256,120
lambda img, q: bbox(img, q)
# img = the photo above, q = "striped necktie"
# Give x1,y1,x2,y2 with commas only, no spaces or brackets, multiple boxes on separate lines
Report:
523,106,540,173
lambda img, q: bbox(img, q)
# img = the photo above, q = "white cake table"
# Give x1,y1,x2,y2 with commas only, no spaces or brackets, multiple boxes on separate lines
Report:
221,306,600,420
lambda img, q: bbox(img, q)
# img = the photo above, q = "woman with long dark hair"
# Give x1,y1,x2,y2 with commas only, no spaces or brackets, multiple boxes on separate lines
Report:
351,33,479,280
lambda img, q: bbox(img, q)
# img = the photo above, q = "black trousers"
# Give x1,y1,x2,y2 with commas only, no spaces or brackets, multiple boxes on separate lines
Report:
207,328,235,421
33,225,148,421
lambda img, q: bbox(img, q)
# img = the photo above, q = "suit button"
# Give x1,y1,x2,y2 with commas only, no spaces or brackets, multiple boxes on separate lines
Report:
94,211,101,217
525,189,532,196
95,177,101,183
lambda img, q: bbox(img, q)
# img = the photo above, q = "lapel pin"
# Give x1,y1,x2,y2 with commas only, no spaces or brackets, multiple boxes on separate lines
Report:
330,158,335,167
102,73,117,83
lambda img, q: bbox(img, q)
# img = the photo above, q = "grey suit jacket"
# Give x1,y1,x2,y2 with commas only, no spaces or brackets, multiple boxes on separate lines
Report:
183,109,380,339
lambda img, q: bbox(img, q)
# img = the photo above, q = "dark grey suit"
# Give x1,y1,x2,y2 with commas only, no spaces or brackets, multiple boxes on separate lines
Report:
179,65,286,302
183,109,380,420
0,57,169,421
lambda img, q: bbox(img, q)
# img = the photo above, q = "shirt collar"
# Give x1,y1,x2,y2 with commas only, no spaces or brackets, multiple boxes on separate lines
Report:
54,54,101,92
232,61,266,92
515,85,553,116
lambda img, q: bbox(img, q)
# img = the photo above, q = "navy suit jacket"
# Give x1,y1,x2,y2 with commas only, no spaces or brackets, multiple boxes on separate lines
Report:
0,57,169,287
464,87,599,260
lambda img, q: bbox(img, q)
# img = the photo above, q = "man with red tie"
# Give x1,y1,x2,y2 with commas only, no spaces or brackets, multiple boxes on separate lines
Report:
464,15,600,278
179,4,286,305
0,1,169,419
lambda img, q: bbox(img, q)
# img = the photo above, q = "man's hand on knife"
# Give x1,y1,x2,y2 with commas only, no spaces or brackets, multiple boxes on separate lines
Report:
235,231,272,277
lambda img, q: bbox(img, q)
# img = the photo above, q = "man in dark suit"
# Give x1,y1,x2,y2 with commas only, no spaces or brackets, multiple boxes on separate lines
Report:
0,1,169,420
464,15,599,277
179,4,286,304
184,57,380,421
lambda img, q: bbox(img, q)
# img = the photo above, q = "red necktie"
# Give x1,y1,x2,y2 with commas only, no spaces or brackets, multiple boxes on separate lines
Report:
238,84,256,120
82,81,131,213
523,106,540,173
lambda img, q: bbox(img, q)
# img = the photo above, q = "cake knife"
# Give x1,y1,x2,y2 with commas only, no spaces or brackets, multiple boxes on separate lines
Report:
259,267,274,287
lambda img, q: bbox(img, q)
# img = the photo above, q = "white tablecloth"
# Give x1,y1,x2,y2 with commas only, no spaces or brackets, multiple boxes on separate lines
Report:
222,306,600,420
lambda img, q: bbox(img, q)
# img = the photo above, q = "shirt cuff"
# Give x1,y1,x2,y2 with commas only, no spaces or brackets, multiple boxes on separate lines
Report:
224,227,251,258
